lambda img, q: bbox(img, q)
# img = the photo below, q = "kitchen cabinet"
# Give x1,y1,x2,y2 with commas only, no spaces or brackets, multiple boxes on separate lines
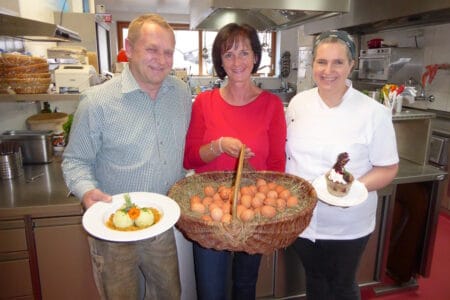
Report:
33,215,100,300
0,219,33,299
0,215,99,300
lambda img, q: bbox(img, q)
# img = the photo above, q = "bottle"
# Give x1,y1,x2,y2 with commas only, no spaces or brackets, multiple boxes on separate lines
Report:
41,102,52,113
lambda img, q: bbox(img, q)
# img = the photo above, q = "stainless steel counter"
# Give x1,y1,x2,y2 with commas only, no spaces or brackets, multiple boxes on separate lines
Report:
1,157,445,218
0,157,82,219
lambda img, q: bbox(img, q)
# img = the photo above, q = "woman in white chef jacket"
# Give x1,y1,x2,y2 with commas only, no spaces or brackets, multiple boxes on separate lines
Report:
285,30,399,300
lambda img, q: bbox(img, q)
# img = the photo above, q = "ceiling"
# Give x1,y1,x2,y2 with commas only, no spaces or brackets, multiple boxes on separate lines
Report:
100,0,190,15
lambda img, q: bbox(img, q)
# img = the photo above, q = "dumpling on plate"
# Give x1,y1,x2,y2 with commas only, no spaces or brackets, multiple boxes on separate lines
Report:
135,208,155,228
112,210,134,228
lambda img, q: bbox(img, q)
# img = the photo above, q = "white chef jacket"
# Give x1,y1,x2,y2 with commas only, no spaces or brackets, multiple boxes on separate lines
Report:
285,80,399,241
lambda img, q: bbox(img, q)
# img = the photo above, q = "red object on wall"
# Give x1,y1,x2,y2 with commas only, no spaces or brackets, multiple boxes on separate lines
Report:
117,49,128,62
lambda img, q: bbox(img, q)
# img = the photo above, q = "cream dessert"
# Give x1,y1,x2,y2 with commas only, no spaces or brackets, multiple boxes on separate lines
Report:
325,152,354,197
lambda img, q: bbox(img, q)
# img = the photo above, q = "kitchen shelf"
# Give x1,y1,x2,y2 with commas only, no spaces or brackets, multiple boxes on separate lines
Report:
0,94,81,102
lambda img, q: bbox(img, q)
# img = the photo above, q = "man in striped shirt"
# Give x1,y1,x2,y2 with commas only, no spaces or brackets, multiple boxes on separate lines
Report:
62,14,192,300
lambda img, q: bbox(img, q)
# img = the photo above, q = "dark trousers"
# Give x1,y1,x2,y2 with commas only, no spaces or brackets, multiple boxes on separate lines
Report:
193,242,262,300
293,235,370,300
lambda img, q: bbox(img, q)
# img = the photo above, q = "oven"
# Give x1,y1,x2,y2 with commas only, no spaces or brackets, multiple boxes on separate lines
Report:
358,48,423,83
429,130,450,210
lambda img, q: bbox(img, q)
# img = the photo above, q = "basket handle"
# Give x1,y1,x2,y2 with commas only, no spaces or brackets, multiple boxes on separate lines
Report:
232,145,246,220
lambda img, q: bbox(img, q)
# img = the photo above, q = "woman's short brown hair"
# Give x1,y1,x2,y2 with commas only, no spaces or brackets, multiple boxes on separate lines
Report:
212,23,262,79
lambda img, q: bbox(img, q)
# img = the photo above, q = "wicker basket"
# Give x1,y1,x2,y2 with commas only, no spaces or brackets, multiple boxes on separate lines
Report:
168,171,317,254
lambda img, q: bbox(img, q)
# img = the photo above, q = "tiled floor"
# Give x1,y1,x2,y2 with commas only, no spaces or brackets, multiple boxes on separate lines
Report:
362,210,450,300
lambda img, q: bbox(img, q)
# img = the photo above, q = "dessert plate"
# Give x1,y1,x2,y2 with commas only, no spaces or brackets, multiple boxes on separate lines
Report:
82,192,180,242
312,175,368,207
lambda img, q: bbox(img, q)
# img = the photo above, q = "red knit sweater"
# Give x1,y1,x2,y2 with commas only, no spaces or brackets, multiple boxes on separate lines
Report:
184,89,287,173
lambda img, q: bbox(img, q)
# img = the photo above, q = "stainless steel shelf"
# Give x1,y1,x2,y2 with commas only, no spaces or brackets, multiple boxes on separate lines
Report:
0,94,81,102
393,109,436,121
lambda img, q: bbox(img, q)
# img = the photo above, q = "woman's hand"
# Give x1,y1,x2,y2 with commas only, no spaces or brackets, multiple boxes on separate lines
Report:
221,137,255,159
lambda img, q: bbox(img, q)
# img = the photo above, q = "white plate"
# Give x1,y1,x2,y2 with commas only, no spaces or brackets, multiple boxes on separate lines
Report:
312,175,368,207
82,192,180,242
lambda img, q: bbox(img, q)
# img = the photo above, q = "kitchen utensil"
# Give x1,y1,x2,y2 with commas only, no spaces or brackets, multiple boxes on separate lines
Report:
0,141,23,179
0,130,53,164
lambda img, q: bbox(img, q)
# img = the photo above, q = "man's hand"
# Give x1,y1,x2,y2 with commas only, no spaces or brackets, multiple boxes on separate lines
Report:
82,188,112,209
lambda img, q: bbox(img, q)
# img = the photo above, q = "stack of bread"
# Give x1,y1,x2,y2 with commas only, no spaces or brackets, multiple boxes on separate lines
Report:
0,53,51,94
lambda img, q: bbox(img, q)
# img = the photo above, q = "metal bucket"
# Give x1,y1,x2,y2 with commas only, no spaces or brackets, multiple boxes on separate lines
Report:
0,142,24,179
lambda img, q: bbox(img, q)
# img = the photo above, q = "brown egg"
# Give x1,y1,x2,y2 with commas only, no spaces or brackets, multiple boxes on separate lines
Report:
212,192,222,202
202,196,213,207
240,186,252,195
236,204,246,218
267,181,277,190
275,185,286,194
190,195,202,205
253,206,261,216
201,215,213,223
261,205,277,218
219,187,231,200
264,197,277,207
204,185,215,197
276,198,287,212
251,196,263,208
240,208,255,222
222,202,231,214
287,196,299,207
249,185,258,195
256,178,267,187
257,184,269,194
210,207,224,222
240,194,252,208
191,202,206,214
208,202,220,213
221,213,232,224
279,189,291,200
266,190,278,199
254,192,266,200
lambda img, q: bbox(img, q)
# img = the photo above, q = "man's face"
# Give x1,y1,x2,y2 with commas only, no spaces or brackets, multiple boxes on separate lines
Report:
125,22,175,90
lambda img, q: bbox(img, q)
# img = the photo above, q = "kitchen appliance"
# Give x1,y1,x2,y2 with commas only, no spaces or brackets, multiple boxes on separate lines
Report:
190,0,350,31
304,0,450,35
358,48,423,83
55,64,92,93
0,13,81,42
0,130,53,164
429,131,449,166
428,130,450,211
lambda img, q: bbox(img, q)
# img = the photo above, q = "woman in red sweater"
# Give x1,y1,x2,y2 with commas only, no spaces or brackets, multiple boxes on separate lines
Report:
184,23,286,300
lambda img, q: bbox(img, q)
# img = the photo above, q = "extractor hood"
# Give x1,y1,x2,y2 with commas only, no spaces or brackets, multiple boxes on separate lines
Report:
0,13,81,42
190,0,351,31
304,0,450,35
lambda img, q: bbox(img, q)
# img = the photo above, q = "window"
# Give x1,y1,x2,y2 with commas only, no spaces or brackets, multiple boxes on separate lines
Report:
116,22,276,76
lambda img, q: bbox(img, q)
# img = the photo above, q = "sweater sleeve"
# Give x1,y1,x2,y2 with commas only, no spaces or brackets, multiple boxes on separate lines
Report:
266,96,287,172
183,94,206,169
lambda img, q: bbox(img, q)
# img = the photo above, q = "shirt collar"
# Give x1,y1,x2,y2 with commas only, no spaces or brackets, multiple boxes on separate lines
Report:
119,63,174,96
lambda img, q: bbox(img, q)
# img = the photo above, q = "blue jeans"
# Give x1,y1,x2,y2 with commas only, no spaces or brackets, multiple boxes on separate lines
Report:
293,235,370,300
193,243,262,300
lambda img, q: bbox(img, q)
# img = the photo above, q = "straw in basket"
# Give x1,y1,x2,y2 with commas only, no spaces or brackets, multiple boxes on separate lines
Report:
168,146,317,254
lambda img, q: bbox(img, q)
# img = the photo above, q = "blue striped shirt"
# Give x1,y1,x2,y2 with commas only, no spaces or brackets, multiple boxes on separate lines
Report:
62,64,192,199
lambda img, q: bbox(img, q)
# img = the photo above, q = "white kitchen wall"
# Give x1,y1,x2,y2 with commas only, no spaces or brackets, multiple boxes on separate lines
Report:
362,24,450,112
